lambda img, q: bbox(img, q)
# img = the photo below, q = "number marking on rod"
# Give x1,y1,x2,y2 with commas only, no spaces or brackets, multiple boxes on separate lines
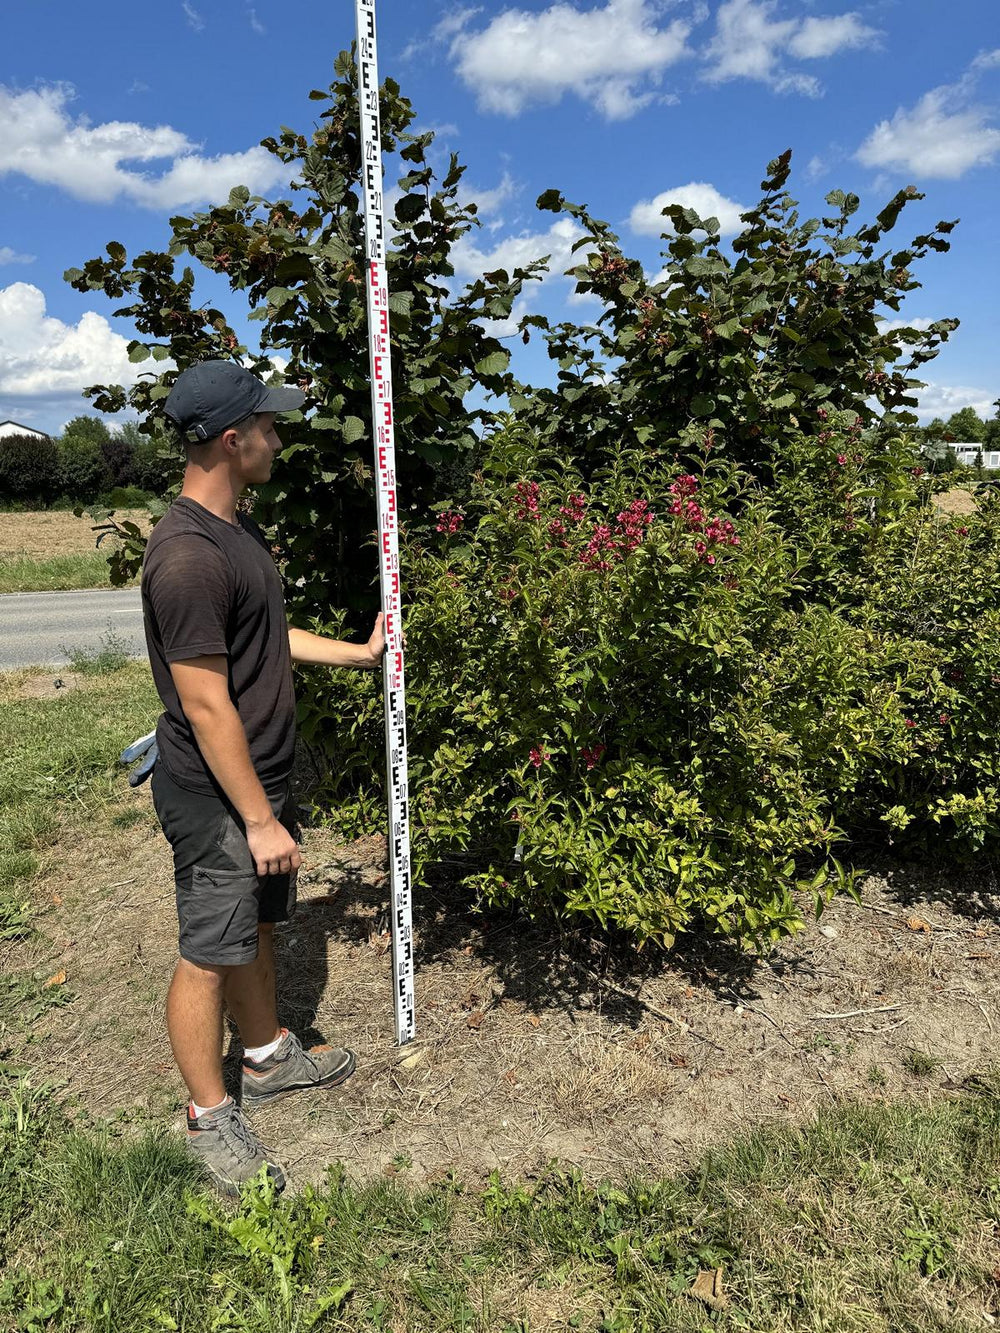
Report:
355,0,415,1045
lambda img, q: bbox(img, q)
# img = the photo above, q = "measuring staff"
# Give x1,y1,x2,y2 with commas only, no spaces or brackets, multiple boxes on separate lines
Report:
355,0,416,1048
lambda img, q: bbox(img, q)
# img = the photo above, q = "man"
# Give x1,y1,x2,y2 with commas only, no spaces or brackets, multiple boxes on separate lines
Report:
142,360,384,1196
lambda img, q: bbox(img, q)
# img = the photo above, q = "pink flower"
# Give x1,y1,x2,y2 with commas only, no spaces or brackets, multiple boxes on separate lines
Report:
515,481,541,522
958,527,969,537
817,408,829,421
529,747,549,769
706,553,716,565
669,474,699,499
559,493,587,523
904,719,916,729
938,713,950,725
837,454,848,466
581,743,606,770
912,467,925,478
436,510,464,535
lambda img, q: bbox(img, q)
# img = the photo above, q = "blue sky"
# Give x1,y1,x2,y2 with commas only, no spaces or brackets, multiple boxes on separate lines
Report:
0,0,997,435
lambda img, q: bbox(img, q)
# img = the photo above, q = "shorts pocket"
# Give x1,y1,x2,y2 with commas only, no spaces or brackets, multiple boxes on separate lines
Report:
178,865,261,966
213,809,255,874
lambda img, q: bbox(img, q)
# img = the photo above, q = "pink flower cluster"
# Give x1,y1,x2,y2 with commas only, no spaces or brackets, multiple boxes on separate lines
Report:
579,524,619,572
666,473,738,564
559,493,587,523
615,498,655,553
515,481,541,522
529,746,550,769
577,499,655,570
436,510,464,535
580,743,606,770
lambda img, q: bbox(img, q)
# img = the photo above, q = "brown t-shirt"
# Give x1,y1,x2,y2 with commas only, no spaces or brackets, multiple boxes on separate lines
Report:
141,497,296,794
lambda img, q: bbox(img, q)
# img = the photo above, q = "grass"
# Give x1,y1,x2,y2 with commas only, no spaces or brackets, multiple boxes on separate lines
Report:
0,551,135,593
1,664,998,1330
0,662,157,942
1,1077,998,1332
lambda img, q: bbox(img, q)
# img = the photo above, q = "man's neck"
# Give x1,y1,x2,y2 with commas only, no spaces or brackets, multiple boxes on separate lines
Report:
180,466,241,525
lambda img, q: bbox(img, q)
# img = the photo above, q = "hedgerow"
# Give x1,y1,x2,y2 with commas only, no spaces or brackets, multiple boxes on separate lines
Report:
67,53,1000,946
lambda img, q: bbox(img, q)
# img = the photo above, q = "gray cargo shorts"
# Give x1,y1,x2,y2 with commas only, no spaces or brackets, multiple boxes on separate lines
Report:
151,761,298,967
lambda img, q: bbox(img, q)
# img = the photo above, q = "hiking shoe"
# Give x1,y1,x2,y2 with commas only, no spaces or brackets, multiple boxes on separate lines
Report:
185,1098,286,1197
241,1029,356,1109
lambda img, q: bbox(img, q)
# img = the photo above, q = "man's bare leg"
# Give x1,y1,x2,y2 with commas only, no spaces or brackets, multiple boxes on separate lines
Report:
166,958,228,1108
224,923,281,1050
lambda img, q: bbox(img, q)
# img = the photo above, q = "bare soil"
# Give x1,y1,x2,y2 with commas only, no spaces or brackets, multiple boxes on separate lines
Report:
932,487,978,516
0,509,150,559
6,777,999,1193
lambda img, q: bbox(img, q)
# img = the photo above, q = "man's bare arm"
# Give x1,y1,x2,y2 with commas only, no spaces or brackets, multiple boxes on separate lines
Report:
169,655,300,878
288,613,385,668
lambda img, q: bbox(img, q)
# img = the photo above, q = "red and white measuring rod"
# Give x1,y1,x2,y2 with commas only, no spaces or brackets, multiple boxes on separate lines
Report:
355,0,415,1046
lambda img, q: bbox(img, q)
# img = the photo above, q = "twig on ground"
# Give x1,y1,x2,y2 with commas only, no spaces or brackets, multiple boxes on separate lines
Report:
848,1018,910,1035
812,1003,903,1021
725,992,798,1051
967,998,995,1034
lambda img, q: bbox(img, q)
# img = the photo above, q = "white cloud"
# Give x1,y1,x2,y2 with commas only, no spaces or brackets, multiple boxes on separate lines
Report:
788,13,874,60
702,0,877,95
247,7,265,35
857,80,1000,179
451,216,596,336
805,154,828,181
0,282,147,405
448,0,692,120
970,47,1000,75
0,84,287,209
452,216,586,284
914,381,998,423
630,182,746,236
461,170,518,219
181,1,204,32
0,246,35,265
878,316,935,333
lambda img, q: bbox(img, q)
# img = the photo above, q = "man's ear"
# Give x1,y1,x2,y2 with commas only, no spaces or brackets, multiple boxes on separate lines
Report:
219,427,241,456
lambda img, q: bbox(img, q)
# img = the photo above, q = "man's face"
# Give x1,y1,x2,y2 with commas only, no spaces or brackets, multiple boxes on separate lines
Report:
235,412,283,485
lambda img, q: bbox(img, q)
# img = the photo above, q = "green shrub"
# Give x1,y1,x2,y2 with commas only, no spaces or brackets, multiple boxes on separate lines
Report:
56,434,107,502
0,433,59,505
103,485,154,508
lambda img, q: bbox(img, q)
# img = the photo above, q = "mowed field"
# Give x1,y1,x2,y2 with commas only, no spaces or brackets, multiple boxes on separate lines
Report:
0,509,150,592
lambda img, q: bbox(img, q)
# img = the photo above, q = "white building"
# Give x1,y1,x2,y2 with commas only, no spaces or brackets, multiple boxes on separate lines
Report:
951,442,1000,469
0,420,49,442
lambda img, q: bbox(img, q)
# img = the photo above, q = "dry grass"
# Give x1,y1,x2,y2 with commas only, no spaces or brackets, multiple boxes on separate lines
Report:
932,487,978,517
0,508,150,559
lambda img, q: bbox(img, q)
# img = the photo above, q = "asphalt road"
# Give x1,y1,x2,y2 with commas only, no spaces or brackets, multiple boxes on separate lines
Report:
0,588,146,670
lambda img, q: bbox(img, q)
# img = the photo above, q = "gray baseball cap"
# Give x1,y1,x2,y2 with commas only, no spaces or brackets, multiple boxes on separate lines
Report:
164,360,305,443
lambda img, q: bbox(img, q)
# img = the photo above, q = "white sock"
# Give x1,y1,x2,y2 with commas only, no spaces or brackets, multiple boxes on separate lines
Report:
190,1095,231,1120
244,1030,285,1064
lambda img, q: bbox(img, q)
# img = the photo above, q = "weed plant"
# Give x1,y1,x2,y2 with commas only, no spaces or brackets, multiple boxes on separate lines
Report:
61,623,137,676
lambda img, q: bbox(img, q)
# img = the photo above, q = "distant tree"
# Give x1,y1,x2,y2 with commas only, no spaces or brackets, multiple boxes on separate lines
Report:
975,447,984,478
61,414,111,448
985,399,1000,449
57,433,107,500
940,444,958,473
0,432,59,504
945,406,987,443
923,417,948,442
99,428,136,490
115,419,178,494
